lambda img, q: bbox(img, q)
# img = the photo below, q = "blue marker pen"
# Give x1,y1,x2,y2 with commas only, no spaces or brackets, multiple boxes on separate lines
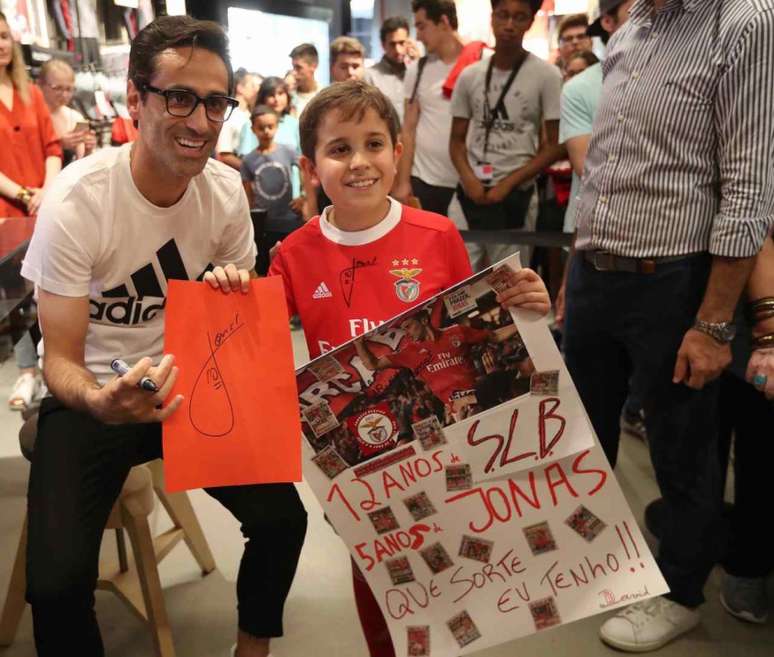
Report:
110,359,159,393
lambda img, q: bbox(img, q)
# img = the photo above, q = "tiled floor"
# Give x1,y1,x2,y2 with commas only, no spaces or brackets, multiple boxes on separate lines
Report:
0,333,771,657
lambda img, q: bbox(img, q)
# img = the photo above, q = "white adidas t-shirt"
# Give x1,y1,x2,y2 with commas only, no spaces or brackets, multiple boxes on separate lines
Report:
22,144,257,384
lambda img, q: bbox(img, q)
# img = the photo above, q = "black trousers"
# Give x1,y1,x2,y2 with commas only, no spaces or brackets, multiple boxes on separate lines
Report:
563,254,724,607
26,397,307,657
410,176,455,216
718,373,774,578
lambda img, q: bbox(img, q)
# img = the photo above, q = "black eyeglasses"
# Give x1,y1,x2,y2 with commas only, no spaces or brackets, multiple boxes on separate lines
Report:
143,84,239,122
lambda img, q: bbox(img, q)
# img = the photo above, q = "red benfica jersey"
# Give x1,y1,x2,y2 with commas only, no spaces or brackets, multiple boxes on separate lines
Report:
387,324,490,405
269,199,472,358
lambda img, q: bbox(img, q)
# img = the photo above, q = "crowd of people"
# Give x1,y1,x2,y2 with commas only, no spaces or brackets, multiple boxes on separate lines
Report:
1,1,773,656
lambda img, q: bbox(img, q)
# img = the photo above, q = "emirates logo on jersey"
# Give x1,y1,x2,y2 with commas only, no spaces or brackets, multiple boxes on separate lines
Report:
390,258,422,304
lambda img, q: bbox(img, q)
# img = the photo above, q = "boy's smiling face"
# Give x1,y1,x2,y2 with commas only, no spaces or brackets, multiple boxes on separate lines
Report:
303,107,402,221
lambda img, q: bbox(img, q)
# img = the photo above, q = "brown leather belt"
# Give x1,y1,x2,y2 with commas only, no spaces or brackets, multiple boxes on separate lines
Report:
581,250,696,274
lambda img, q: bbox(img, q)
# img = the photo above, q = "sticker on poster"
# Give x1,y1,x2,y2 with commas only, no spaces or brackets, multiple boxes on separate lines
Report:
407,625,430,656
529,597,562,630
420,541,454,574
485,264,519,294
411,415,447,450
403,491,438,521
443,285,478,319
445,464,472,491
447,610,482,648
530,370,560,396
565,505,607,542
386,556,415,585
523,521,558,555
307,355,344,382
368,506,401,535
302,400,340,438
311,445,348,479
459,534,494,563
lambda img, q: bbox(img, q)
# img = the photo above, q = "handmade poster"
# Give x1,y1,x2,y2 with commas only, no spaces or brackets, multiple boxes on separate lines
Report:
297,255,668,656
163,278,302,491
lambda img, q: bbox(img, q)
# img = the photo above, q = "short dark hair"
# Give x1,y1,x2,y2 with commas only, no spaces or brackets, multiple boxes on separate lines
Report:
251,104,277,122
299,80,400,161
411,0,458,31
257,76,292,116
557,13,590,39
490,0,542,13
380,16,410,44
289,43,319,65
129,15,233,95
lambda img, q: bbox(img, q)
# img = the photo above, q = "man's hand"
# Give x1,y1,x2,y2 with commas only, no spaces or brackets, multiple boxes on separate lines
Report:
392,180,414,205
86,355,184,425
672,328,732,390
26,187,44,215
485,178,515,205
747,347,774,400
497,268,551,316
203,264,251,293
554,282,567,328
462,177,488,206
405,38,420,63
290,196,305,216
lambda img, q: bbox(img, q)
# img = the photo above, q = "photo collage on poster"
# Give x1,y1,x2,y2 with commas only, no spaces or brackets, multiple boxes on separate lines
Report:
299,264,559,478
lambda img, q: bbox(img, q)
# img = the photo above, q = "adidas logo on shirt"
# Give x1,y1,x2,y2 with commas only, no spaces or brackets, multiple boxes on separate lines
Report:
89,238,213,326
313,282,333,299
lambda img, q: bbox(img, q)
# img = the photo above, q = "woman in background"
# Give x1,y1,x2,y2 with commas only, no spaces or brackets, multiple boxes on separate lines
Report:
0,11,62,410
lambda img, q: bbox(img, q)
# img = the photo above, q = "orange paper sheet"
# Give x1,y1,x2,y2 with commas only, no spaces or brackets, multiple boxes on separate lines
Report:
163,278,301,492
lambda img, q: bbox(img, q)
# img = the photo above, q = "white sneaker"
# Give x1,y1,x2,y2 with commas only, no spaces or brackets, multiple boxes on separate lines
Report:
229,646,272,657
8,372,39,411
599,596,700,652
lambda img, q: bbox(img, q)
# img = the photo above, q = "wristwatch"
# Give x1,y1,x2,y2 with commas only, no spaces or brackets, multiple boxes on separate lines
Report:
693,319,736,344
15,186,33,205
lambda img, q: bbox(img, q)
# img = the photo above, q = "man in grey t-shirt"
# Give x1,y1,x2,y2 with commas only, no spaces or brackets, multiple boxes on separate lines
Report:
449,0,562,270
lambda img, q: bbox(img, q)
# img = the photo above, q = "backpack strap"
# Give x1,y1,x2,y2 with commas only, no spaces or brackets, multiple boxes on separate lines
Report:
409,56,429,104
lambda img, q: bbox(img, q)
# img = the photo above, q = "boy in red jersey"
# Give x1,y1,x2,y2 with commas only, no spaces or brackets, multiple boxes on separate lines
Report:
269,79,549,657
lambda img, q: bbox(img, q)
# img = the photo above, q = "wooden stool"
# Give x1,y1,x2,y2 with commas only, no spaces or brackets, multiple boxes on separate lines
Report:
0,414,216,657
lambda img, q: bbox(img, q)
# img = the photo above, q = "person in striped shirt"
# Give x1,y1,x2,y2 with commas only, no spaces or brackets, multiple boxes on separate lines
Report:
562,0,774,651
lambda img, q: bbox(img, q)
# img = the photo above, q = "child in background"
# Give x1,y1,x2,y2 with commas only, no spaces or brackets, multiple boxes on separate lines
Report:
269,80,550,657
241,105,304,275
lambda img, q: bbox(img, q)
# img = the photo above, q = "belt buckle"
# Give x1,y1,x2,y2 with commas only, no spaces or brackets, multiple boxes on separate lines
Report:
593,251,615,271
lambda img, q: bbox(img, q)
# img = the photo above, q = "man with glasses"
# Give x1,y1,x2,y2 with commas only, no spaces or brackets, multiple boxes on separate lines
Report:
556,13,592,72
20,16,307,657
449,0,562,270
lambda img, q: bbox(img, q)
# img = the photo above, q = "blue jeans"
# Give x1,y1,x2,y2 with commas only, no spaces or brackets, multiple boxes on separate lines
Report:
563,253,724,607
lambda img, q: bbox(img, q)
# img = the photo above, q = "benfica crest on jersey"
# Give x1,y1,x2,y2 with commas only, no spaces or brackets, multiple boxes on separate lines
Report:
389,266,423,303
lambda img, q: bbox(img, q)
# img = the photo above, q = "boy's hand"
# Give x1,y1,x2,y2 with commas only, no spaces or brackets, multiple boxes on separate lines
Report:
204,264,251,293
497,268,551,316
